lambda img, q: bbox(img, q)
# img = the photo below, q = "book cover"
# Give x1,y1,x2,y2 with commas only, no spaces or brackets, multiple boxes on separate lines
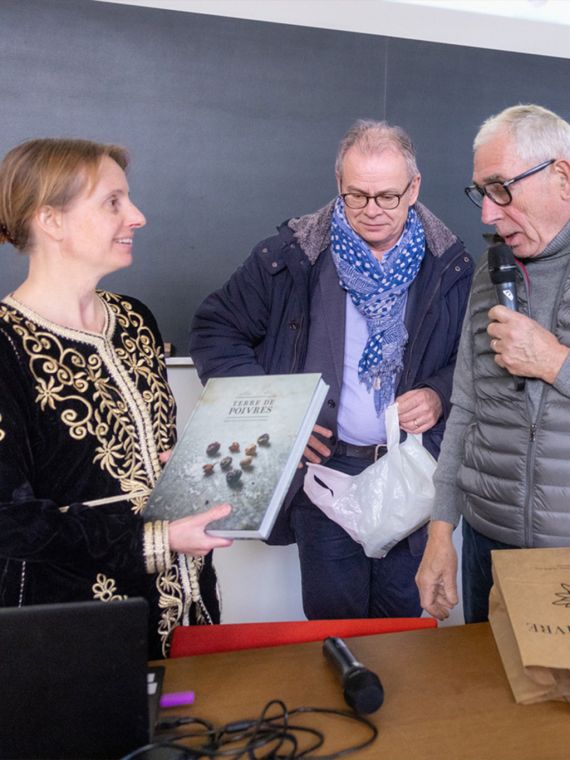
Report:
143,373,329,538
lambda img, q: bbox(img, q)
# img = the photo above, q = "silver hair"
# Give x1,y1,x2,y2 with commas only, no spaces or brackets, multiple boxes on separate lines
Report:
473,104,570,163
335,119,419,179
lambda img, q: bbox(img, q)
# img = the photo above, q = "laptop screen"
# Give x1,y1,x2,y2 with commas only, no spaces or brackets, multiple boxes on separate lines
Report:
0,598,153,759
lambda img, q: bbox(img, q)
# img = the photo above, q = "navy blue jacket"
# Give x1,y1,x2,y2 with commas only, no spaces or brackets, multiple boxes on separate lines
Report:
190,202,473,541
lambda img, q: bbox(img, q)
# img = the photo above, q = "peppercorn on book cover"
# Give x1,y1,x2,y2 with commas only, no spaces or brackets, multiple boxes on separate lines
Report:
143,373,329,537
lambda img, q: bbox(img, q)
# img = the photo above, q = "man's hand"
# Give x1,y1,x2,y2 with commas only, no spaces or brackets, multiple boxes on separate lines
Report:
298,424,334,467
415,520,458,620
396,388,443,434
487,305,570,383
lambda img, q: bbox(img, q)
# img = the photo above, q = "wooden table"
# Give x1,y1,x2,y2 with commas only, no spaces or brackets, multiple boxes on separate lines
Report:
156,623,570,759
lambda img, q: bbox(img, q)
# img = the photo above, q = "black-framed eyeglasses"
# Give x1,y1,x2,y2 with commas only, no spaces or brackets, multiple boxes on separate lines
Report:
464,158,555,208
341,177,414,210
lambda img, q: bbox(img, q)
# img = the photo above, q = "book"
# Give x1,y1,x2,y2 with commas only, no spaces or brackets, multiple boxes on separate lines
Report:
143,373,329,538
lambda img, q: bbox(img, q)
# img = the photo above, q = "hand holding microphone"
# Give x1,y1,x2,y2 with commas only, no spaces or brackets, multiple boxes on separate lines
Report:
487,243,525,391
488,242,519,311
487,242,570,386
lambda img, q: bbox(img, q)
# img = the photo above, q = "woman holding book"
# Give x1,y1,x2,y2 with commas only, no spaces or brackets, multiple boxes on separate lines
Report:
0,138,232,657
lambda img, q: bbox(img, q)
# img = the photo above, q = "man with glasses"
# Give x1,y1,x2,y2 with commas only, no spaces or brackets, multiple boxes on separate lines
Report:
190,120,472,619
417,104,570,624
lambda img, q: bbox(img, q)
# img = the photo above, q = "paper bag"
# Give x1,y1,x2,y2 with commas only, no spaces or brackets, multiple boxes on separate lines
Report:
488,547,570,704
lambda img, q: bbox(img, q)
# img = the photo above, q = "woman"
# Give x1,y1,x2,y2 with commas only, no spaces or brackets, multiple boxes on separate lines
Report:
0,138,232,658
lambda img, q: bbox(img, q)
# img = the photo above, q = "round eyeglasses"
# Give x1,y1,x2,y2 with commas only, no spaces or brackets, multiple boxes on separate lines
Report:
341,177,414,210
465,158,555,208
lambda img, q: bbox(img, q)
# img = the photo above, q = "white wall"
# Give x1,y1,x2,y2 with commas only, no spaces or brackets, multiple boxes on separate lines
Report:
95,0,570,60
167,361,464,626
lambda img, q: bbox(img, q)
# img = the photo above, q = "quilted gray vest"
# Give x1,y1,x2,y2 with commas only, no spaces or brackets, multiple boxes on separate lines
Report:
457,257,570,547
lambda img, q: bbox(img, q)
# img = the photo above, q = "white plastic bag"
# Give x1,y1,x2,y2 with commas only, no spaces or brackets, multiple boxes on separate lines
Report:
303,403,436,558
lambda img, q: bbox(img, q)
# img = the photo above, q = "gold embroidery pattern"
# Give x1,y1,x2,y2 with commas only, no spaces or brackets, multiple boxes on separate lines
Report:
152,520,170,573
143,522,158,574
157,563,185,656
104,293,176,455
1,295,184,652
0,296,174,511
143,521,172,575
156,555,207,657
92,573,128,601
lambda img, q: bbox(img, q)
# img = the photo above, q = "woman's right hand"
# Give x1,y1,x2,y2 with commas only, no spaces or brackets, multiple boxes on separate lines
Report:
168,503,233,555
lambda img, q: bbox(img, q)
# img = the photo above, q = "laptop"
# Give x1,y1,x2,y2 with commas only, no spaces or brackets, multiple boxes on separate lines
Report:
0,598,163,759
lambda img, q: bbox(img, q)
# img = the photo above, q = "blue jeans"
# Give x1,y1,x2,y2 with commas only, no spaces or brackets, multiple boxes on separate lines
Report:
290,454,426,619
462,520,518,623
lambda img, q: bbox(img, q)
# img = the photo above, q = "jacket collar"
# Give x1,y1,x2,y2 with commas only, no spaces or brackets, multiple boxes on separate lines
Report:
287,199,459,263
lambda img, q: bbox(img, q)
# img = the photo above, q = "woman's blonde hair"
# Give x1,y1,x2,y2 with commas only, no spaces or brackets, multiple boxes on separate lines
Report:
0,138,128,251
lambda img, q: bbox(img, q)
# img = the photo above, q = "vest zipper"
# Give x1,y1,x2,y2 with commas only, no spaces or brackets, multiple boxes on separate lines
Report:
522,252,570,547
524,423,538,547
521,270,534,548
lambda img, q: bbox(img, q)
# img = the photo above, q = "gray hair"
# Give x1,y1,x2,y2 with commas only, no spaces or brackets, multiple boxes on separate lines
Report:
335,119,419,179
474,104,570,163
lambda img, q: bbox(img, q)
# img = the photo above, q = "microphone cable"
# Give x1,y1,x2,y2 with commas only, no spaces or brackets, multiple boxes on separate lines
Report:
120,699,379,759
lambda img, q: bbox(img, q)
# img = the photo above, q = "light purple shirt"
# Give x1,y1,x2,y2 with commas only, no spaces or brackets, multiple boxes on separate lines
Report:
337,294,405,445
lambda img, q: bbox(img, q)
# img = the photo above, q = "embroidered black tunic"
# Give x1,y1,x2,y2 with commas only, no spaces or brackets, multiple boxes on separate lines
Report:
0,291,219,658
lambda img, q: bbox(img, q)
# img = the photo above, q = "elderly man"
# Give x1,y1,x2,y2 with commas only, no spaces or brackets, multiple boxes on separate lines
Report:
190,120,472,619
416,104,570,624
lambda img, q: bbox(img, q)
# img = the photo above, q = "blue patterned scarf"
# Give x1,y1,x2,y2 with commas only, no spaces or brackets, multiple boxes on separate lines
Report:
331,197,426,415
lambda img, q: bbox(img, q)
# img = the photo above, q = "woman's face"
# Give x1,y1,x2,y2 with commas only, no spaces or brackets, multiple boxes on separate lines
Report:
59,156,146,278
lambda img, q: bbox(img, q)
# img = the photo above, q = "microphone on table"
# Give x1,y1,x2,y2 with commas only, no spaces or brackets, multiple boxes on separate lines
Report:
487,242,525,391
323,636,384,714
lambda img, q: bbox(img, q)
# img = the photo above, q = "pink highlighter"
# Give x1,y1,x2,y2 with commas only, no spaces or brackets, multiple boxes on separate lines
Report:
160,691,195,708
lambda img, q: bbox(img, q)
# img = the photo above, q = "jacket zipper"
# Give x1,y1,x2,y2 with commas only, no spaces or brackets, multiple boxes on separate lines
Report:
290,316,304,372
403,247,465,386
18,560,26,606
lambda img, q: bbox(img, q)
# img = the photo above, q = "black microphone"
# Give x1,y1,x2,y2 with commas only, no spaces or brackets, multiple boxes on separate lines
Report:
488,242,518,311
323,637,384,714
487,243,525,391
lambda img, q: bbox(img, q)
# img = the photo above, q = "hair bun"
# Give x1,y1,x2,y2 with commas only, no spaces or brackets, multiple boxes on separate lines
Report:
0,222,14,245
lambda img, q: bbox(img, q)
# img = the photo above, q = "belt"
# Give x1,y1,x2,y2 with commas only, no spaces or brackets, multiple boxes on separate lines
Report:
335,440,387,462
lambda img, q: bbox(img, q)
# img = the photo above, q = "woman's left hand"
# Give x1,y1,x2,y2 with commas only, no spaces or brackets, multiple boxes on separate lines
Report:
159,450,233,554
168,503,234,555
159,449,172,465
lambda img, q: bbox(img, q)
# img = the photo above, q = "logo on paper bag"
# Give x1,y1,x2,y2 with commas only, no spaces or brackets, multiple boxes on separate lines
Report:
524,583,570,634
553,582,570,608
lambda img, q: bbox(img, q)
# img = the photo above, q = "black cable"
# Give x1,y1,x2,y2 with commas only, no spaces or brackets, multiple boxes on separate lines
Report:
120,699,379,760
120,739,200,759
156,717,215,734
290,707,378,759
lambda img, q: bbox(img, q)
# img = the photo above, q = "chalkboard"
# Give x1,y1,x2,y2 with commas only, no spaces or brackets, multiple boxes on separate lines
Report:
1,0,569,352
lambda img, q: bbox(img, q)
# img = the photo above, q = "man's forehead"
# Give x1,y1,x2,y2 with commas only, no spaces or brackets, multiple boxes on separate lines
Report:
345,142,405,160
472,134,520,182
341,146,409,178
